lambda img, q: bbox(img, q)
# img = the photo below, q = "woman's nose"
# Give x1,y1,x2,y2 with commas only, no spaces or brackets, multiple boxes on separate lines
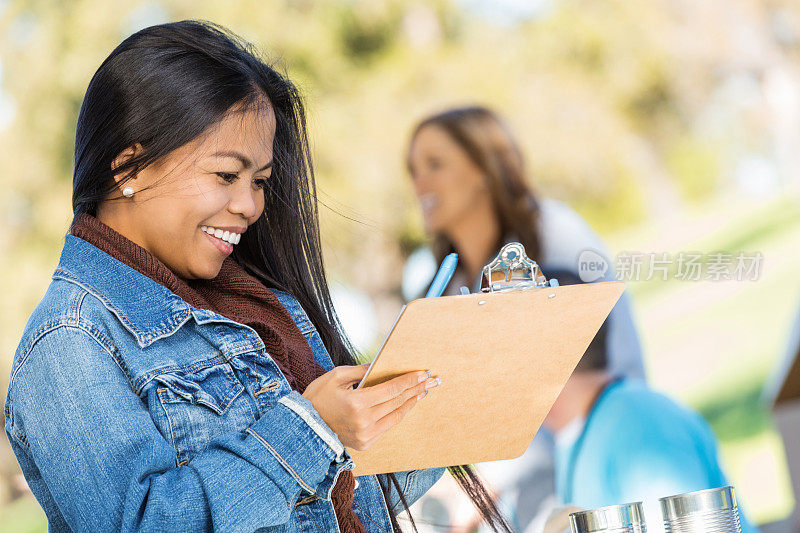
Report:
412,172,429,197
228,181,261,220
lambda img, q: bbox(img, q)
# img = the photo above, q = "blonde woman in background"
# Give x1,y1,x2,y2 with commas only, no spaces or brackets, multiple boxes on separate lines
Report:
402,106,645,531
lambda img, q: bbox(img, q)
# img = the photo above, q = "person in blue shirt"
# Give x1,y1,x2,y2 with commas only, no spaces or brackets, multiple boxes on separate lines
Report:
542,271,758,533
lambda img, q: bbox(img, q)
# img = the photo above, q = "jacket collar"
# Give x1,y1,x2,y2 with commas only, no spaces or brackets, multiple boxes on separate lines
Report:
53,234,194,348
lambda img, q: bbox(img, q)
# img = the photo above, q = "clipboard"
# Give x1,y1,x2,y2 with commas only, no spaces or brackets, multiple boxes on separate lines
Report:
348,243,625,476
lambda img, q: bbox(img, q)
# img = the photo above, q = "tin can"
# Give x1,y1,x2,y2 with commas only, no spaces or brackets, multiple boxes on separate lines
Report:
659,486,741,533
570,502,647,533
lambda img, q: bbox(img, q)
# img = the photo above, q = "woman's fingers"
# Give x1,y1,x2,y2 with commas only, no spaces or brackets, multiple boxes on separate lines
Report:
303,365,441,451
331,364,371,387
369,377,440,422
367,390,425,446
355,376,442,450
360,370,432,406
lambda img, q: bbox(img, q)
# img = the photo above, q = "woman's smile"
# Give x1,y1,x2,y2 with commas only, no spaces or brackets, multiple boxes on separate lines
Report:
201,224,244,256
419,193,439,218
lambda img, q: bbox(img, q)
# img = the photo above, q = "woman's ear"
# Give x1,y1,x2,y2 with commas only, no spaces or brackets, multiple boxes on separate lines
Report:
111,143,144,184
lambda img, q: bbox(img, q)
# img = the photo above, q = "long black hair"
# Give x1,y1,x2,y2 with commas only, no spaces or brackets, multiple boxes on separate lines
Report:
72,20,511,533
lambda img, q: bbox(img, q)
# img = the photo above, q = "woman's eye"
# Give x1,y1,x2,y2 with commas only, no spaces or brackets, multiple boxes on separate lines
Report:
216,172,238,183
254,178,269,190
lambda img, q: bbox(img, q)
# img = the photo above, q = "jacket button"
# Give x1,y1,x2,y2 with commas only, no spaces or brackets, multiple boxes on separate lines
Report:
354,479,359,489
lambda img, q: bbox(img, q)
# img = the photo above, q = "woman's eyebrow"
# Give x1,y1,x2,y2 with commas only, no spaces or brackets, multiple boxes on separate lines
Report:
210,151,273,171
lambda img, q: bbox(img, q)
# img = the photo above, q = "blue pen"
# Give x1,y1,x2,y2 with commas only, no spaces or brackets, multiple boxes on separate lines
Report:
425,253,458,298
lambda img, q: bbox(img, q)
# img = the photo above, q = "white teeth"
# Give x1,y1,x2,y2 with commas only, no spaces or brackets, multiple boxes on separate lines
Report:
420,194,438,211
202,225,242,245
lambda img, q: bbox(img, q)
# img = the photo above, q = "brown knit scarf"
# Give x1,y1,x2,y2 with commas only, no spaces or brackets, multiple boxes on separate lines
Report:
69,213,365,532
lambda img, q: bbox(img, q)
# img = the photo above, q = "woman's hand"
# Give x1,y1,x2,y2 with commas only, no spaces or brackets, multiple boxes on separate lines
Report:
302,364,440,451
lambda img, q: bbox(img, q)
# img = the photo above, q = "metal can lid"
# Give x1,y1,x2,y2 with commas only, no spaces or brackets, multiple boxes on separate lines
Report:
659,486,737,521
569,502,646,532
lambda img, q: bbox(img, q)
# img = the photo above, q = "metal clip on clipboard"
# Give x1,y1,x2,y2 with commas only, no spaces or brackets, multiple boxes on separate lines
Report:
481,242,559,293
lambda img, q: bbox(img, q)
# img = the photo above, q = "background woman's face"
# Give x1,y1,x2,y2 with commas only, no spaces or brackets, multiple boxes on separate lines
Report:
407,124,489,234
99,104,275,279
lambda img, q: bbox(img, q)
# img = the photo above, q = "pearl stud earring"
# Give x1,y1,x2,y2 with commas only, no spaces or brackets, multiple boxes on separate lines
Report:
122,186,134,198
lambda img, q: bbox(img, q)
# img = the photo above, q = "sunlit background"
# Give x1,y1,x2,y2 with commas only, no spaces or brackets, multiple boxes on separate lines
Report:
1,0,800,531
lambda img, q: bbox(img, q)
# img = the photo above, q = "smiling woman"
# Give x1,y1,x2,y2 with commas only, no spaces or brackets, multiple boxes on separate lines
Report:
95,103,274,279
3,19,512,533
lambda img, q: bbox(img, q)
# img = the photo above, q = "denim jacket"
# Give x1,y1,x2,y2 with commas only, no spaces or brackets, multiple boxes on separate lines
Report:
4,234,445,532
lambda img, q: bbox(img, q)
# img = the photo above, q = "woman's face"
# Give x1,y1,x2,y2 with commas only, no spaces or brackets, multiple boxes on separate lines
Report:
407,124,489,234
98,103,275,280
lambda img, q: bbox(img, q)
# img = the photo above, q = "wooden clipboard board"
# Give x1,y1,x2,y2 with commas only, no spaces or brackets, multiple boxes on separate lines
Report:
349,280,625,476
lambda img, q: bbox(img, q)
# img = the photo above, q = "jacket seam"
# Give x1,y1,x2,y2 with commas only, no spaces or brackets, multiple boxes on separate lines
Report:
402,469,421,502
5,423,29,449
298,324,315,335
278,396,344,460
271,290,316,335
130,352,235,396
53,269,193,349
353,499,389,532
52,270,146,340
296,505,328,533
10,319,121,395
272,290,336,375
70,286,87,317
79,305,139,387
7,321,129,448
181,354,228,374
77,324,284,409
156,388,181,465
295,495,318,506
244,427,316,494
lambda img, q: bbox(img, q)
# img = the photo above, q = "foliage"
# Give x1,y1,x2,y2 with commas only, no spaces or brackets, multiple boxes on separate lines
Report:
2,0,799,523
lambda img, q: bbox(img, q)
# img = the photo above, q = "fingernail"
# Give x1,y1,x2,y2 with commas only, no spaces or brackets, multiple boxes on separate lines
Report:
425,377,441,389
417,390,428,400
418,370,431,383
